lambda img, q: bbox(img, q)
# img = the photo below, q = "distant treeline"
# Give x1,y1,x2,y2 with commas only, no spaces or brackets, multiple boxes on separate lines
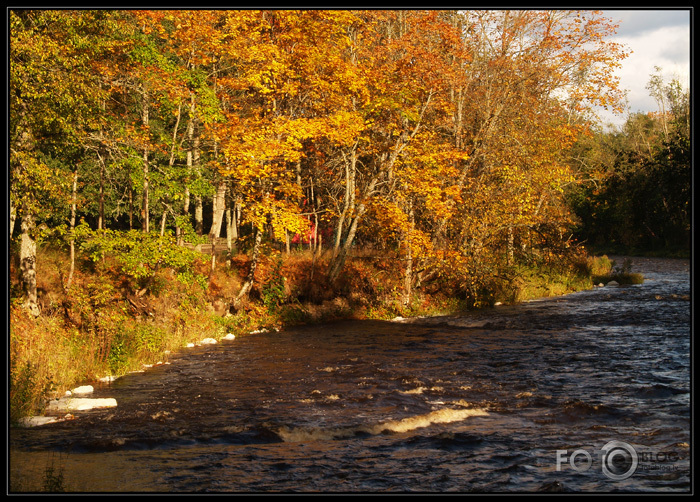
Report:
568,67,690,255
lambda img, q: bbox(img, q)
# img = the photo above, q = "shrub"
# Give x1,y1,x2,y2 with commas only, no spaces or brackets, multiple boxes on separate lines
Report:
78,226,207,294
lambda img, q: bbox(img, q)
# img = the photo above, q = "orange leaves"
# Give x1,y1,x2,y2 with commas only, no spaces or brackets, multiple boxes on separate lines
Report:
10,9,631,288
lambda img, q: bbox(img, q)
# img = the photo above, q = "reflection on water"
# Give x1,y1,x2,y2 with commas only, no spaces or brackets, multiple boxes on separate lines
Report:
10,257,691,493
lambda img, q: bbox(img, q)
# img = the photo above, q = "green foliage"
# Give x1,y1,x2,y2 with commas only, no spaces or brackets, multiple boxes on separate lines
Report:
79,228,206,290
568,72,690,256
106,332,130,374
261,257,287,311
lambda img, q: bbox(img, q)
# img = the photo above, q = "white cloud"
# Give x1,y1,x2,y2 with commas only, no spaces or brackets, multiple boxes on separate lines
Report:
606,9,689,37
596,9,690,128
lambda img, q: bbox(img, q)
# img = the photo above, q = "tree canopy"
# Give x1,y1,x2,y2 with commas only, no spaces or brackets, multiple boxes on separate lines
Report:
14,9,665,315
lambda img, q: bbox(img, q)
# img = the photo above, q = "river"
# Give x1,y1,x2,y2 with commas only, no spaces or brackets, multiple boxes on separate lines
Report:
9,257,691,493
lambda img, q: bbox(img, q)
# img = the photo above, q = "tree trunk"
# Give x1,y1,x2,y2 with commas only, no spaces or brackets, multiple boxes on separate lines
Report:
20,212,40,317
333,146,357,258
169,102,183,243
328,206,364,282
402,204,415,306
193,131,203,237
208,181,227,275
185,91,204,237
129,186,134,230
97,151,105,230
160,209,168,237
141,89,150,233
66,170,78,291
225,194,240,256
10,199,16,240
507,225,514,266
234,227,263,305
209,181,227,241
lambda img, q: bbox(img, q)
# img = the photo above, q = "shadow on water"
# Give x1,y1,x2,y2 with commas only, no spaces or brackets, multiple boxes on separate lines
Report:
10,257,690,493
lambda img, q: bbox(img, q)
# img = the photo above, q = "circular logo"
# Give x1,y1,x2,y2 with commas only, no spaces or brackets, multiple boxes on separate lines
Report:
601,440,638,480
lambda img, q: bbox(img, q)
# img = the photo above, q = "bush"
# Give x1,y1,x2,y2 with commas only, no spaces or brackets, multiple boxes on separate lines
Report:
78,227,207,294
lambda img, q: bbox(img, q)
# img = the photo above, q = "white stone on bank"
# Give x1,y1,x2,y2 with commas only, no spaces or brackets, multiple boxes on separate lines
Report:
46,397,118,413
223,333,236,340
18,416,62,427
72,385,94,395
200,337,218,345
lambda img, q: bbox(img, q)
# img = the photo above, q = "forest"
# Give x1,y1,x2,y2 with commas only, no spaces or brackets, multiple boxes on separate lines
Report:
9,10,690,422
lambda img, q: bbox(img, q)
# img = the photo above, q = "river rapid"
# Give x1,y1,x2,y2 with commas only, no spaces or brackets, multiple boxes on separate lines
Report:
9,257,691,493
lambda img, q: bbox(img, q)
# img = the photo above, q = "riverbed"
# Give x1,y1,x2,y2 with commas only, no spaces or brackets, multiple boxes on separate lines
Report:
9,257,691,493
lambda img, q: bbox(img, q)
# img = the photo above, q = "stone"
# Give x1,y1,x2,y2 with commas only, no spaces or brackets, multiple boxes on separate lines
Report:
223,333,236,340
606,280,619,286
18,416,61,427
46,397,118,413
200,337,218,345
71,385,94,395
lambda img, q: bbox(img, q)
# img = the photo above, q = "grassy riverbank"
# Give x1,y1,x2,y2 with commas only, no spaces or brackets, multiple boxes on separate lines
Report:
10,245,622,425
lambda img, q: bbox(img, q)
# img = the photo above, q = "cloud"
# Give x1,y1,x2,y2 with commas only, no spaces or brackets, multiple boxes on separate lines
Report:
595,9,690,127
605,9,689,37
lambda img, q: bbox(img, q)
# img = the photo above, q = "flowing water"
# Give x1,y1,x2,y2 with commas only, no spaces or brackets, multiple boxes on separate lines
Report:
9,257,691,493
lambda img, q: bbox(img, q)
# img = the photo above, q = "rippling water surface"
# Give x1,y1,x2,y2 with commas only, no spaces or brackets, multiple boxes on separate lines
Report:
10,257,691,493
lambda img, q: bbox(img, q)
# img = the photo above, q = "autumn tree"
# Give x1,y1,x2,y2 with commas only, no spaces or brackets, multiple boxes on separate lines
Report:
10,10,115,314
10,9,635,313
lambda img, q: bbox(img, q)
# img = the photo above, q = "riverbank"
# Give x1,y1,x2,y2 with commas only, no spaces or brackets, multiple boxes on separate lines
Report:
10,255,689,494
10,246,620,425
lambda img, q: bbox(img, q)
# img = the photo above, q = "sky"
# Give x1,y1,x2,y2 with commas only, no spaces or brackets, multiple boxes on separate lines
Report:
596,8,691,129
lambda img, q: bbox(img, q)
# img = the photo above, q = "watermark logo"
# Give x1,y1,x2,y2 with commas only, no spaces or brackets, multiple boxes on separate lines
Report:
599,441,638,480
556,441,680,481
